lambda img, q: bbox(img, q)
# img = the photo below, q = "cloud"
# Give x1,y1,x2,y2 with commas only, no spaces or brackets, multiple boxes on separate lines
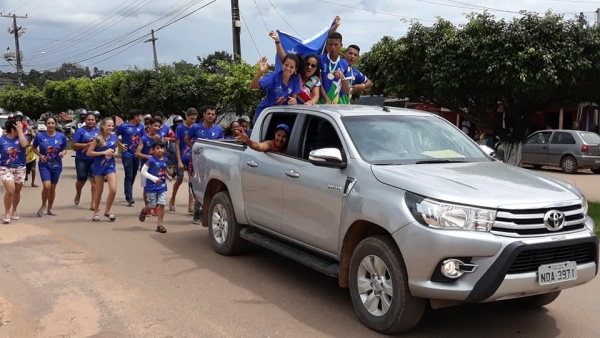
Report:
0,0,596,72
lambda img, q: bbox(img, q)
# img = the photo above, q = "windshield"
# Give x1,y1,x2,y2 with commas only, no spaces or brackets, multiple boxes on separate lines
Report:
579,132,600,144
343,115,491,164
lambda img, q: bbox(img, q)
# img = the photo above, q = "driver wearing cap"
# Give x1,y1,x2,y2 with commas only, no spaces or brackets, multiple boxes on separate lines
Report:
236,123,290,153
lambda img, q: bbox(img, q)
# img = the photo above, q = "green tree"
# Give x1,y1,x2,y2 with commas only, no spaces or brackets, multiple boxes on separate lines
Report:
0,85,48,118
197,51,234,73
361,12,600,164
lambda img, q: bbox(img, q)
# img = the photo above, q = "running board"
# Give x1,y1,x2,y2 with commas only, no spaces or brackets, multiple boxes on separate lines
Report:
240,227,340,277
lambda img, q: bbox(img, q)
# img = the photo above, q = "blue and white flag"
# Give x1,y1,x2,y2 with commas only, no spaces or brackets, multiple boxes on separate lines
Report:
274,20,335,71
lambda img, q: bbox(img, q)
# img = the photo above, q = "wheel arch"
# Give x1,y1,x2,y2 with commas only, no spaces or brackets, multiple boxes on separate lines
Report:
202,179,229,227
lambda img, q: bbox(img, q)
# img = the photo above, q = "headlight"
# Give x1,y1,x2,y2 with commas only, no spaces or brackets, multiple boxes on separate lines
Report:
582,196,588,215
405,192,496,232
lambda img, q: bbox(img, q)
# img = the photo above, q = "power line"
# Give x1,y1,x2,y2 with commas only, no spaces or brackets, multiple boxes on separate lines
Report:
253,0,270,32
1,0,24,13
8,0,37,14
24,0,52,14
240,10,262,59
266,0,304,38
314,0,436,22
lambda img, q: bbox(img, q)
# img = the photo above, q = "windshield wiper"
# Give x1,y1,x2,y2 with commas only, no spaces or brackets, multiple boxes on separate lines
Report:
414,159,467,164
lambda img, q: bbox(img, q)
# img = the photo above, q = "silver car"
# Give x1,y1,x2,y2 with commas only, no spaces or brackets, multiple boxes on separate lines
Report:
523,129,600,174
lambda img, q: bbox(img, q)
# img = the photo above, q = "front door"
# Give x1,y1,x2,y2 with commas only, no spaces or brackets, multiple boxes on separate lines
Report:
281,115,347,254
523,131,552,165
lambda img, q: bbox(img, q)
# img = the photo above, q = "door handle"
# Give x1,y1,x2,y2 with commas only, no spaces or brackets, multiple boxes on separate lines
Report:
285,169,300,178
246,160,258,168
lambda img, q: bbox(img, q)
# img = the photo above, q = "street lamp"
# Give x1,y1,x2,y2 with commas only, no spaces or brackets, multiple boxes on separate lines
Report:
2,50,47,87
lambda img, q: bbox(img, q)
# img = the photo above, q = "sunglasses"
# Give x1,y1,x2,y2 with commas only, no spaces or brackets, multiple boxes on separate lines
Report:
306,63,317,68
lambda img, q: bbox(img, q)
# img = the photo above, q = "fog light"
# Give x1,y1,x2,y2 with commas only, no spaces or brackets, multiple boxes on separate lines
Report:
441,259,463,279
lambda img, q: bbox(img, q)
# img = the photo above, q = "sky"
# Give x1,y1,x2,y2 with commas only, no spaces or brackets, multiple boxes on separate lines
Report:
0,0,598,73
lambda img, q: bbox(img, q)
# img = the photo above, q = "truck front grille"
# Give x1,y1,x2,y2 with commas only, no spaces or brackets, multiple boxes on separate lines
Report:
507,243,597,274
491,203,586,237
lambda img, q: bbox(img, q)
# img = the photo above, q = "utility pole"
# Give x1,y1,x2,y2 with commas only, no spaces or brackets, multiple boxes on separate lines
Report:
230,0,242,61
1,13,27,87
596,8,600,28
144,29,158,69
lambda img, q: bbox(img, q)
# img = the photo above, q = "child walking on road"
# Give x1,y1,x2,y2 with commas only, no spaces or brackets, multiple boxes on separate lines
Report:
138,140,170,233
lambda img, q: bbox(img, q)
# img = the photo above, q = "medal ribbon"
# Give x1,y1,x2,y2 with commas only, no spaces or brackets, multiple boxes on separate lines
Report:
327,54,340,77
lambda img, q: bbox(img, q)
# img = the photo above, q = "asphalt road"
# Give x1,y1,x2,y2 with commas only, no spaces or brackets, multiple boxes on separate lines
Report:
0,157,598,337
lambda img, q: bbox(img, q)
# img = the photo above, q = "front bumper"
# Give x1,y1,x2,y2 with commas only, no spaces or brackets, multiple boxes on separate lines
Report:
393,219,598,303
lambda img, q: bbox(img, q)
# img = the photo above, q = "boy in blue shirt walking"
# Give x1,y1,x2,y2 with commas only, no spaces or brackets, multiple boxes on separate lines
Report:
138,140,171,233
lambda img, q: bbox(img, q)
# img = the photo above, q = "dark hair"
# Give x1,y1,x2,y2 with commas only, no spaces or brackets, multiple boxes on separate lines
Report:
45,117,56,125
328,32,343,42
347,44,360,53
85,112,96,121
152,140,166,149
150,117,163,126
186,107,198,117
237,118,249,125
304,54,321,78
4,120,16,133
154,111,165,118
282,54,306,78
202,105,216,114
128,109,142,120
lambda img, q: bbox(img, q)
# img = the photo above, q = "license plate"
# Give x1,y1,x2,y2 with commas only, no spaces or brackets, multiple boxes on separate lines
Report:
538,261,577,285
595,159,600,163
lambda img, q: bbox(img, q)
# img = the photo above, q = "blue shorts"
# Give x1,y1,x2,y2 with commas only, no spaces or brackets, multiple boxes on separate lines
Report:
146,191,167,208
38,165,62,184
75,158,95,182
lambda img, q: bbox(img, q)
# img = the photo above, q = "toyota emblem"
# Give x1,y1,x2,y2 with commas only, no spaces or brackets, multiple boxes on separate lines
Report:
543,210,566,231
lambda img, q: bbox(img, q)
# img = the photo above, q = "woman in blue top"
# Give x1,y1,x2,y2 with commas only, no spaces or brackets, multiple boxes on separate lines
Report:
250,55,303,123
32,117,68,217
87,117,118,222
224,121,242,140
0,120,28,224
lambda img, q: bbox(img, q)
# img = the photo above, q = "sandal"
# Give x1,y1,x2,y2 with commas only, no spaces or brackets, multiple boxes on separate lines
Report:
156,225,167,233
11,215,19,220
74,192,81,206
37,209,44,217
92,215,100,222
138,208,146,222
104,213,116,222
2,218,10,224
46,211,57,216
169,203,176,211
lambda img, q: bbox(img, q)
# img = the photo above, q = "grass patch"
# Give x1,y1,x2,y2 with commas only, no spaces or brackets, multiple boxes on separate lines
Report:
589,202,600,237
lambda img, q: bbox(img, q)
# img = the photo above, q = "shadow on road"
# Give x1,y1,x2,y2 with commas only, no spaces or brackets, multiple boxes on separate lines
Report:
151,229,562,338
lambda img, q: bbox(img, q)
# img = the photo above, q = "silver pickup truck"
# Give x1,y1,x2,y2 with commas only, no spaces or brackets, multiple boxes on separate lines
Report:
189,105,598,334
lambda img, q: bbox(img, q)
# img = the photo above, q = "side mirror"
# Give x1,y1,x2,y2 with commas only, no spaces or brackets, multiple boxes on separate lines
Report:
479,144,496,158
309,147,347,168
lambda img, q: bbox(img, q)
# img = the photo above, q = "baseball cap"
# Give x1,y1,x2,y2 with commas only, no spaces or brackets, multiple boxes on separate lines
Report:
275,123,291,134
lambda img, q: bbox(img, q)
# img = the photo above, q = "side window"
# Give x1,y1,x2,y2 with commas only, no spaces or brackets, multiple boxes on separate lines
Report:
527,132,551,144
551,132,576,145
259,112,297,142
301,116,344,160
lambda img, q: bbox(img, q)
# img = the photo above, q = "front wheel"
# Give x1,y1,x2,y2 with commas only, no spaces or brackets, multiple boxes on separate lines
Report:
207,191,246,255
349,236,426,334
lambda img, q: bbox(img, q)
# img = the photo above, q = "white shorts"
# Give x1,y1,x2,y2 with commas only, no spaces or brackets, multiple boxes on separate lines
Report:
1,166,26,184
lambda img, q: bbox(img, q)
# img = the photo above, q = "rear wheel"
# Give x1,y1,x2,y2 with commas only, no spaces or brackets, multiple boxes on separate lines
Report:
511,291,561,308
349,236,425,334
561,156,579,174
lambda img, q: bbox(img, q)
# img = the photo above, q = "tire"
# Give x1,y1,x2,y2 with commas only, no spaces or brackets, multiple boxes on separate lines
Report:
349,236,426,334
207,191,246,255
591,168,600,174
561,156,579,174
511,291,561,308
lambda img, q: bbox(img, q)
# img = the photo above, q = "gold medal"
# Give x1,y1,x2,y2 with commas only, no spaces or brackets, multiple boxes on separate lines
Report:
327,73,335,80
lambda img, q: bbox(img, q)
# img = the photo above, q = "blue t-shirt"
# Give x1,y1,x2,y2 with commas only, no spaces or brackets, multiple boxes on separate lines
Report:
319,54,352,104
189,123,224,141
33,132,67,171
92,134,118,175
158,125,171,140
349,66,368,86
175,123,195,164
72,126,99,160
0,135,26,168
116,122,145,158
144,156,168,193
139,134,156,168
253,70,302,121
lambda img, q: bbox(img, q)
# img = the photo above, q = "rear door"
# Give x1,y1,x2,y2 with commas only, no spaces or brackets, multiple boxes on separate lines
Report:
523,131,552,164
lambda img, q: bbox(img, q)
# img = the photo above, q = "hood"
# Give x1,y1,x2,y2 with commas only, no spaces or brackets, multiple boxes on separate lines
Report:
371,162,583,209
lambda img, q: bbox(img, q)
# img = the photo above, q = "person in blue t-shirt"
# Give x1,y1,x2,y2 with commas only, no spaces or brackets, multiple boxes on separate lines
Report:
0,120,28,224
319,32,352,105
138,140,171,234
116,109,145,206
32,117,68,217
250,55,303,123
136,117,163,218
343,44,373,101
184,105,224,147
88,118,119,222
71,112,99,210
171,107,198,213
238,118,252,138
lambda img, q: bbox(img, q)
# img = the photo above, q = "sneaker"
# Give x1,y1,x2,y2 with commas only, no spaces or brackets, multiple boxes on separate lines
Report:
153,206,159,216
127,199,135,206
